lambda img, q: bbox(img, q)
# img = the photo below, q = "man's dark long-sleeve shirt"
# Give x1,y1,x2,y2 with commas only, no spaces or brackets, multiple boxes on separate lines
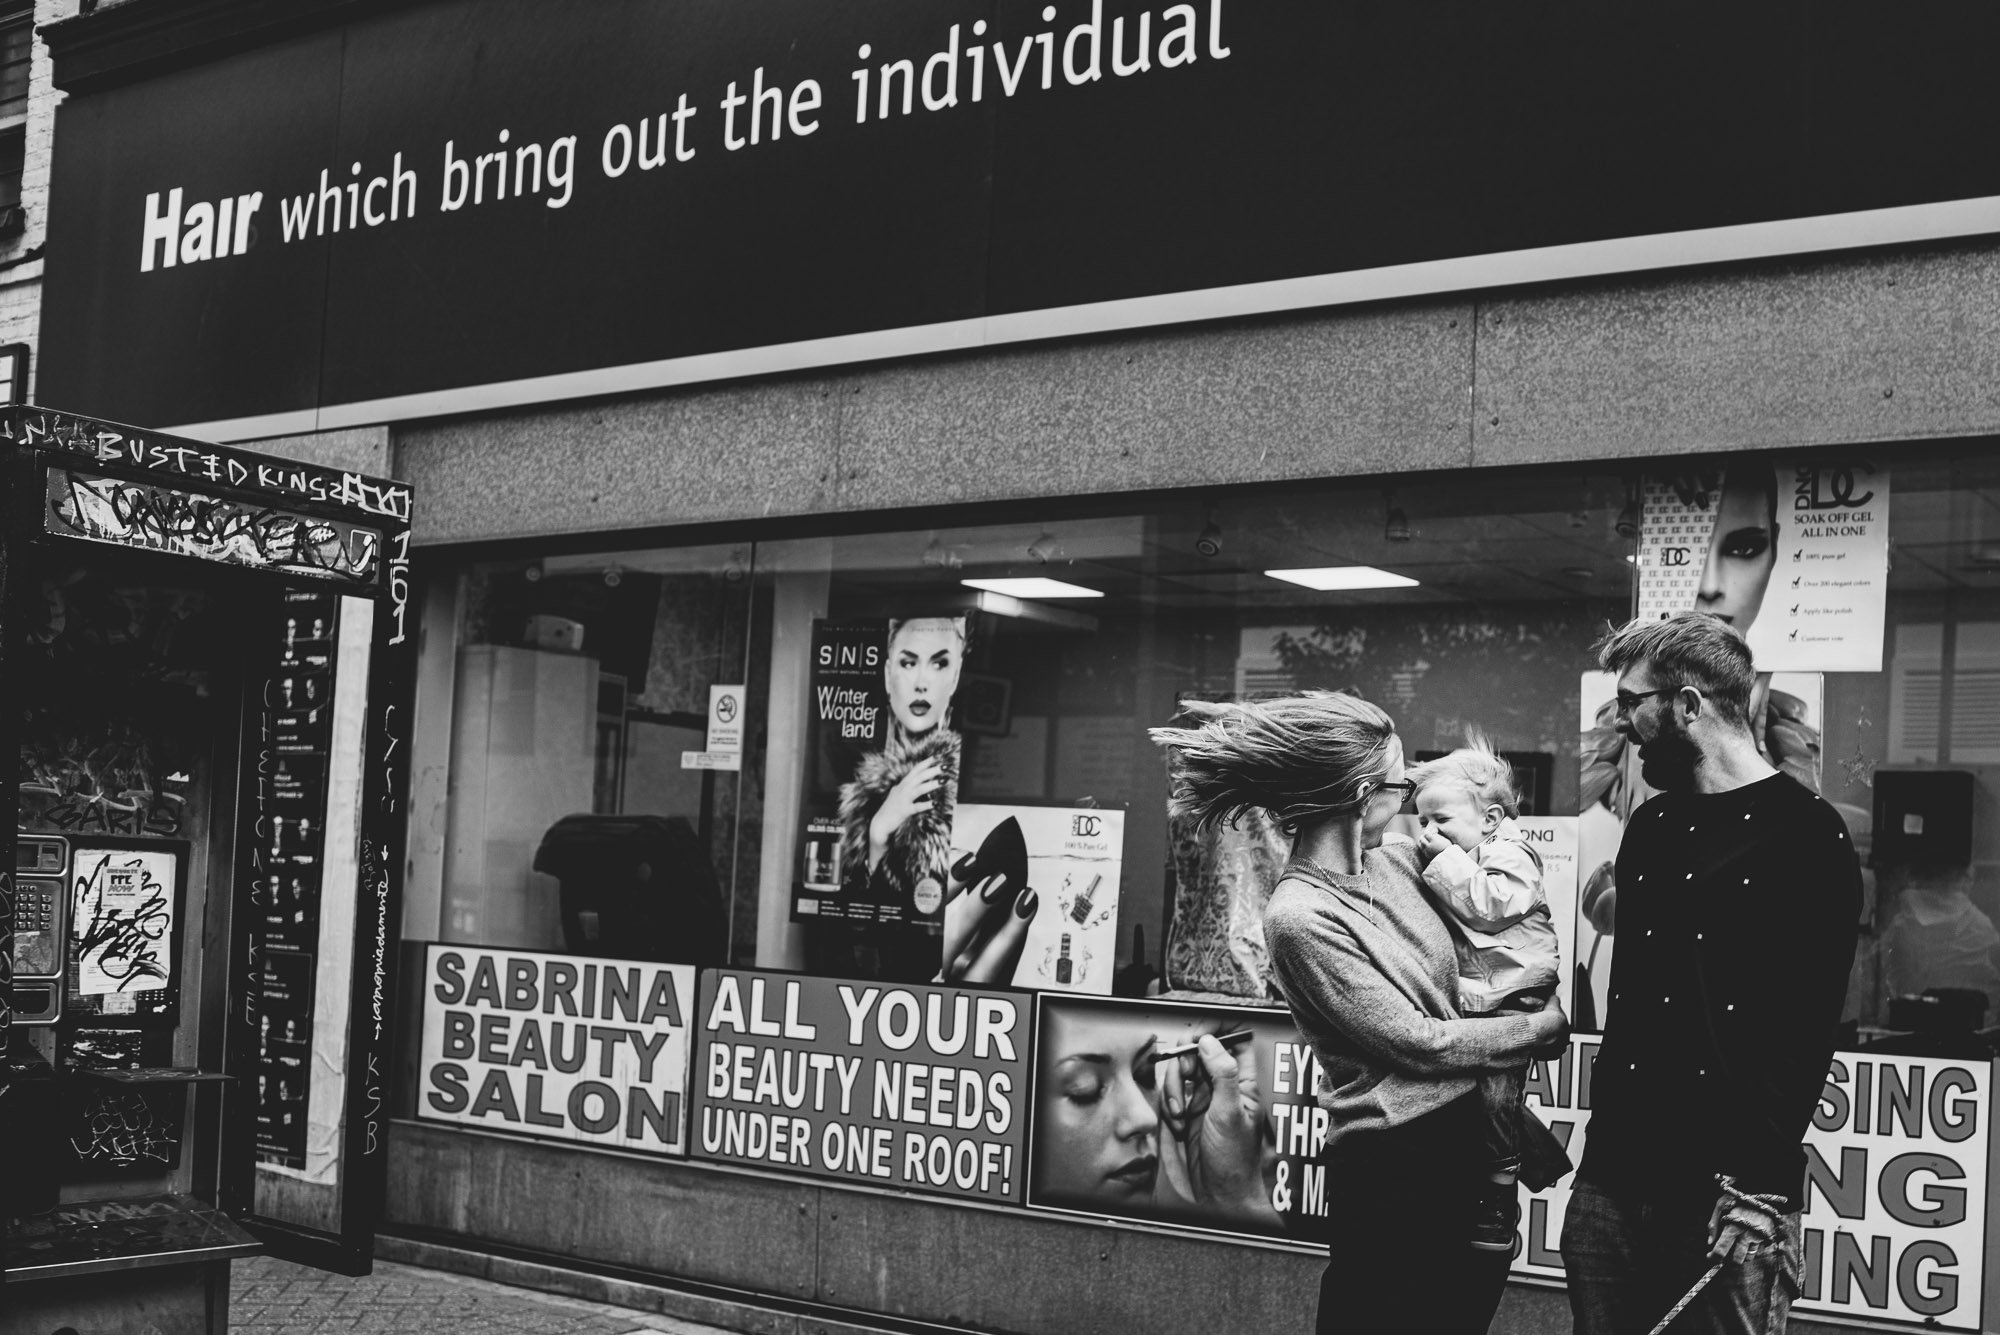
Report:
1580,772,1860,1202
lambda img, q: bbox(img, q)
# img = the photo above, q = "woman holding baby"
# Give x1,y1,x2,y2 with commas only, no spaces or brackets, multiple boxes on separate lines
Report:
1152,694,1568,1335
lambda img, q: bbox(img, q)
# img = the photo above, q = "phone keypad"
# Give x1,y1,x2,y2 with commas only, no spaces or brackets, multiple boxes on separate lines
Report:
12,880,62,976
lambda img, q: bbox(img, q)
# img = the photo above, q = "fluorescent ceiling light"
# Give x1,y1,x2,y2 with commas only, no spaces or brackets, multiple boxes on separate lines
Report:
965,590,1099,632
961,577,1104,599
1265,566,1420,591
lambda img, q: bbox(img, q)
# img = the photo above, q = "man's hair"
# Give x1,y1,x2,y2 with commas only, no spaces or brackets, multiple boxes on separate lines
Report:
1149,692,1398,835
1408,734,1519,819
1595,612,1757,725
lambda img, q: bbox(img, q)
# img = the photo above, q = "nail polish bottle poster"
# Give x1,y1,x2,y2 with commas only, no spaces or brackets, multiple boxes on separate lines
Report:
951,803,1123,994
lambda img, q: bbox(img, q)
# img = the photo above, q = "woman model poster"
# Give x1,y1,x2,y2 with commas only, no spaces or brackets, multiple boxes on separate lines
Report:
1029,997,1286,1234
836,616,967,916
1631,458,1889,674
795,616,968,933
1600,462,1825,802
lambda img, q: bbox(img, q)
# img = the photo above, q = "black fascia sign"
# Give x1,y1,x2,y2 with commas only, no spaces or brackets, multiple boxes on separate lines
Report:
38,0,2000,434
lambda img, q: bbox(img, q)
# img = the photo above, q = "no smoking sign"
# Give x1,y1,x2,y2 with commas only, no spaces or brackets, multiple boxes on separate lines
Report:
707,684,745,755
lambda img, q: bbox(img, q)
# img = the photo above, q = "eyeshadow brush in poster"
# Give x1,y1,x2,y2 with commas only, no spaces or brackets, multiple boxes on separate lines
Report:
1029,996,1299,1238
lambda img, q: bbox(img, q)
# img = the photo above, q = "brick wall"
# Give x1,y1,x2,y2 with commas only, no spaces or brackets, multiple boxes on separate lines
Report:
0,0,72,403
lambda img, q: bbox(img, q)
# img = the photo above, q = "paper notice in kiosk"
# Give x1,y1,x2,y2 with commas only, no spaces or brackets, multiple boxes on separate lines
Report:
71,846,179,999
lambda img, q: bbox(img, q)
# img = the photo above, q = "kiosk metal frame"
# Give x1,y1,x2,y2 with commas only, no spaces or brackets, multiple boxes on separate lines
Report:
2,406,415,1294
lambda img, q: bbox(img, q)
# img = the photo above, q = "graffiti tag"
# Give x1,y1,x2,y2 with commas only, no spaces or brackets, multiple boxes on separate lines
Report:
72,854,175,994
3,408,412,522
20,783,184,837
46,468,383,583
70,1090,179,1168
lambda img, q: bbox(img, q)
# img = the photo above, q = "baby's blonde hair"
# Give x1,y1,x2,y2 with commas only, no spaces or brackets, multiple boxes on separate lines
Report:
1407,733,1520,819
1149,692,1398,835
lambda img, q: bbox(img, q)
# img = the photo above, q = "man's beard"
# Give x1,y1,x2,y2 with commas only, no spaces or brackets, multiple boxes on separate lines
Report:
1637,725,1701,793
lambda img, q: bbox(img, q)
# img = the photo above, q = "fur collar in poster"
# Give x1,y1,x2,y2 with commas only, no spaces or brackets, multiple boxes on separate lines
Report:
838,727,961,906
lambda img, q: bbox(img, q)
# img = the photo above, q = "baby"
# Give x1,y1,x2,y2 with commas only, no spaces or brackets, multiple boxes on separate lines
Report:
1409,741,1563,1253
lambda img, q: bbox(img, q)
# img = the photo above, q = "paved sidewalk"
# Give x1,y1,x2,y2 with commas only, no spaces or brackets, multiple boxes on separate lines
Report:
231,1255,736,1335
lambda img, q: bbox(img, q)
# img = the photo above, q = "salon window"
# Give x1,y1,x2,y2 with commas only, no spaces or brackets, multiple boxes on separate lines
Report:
405,444,2000,1069
1819,447,2000,1052
424,547,759,968
753,471,1634,995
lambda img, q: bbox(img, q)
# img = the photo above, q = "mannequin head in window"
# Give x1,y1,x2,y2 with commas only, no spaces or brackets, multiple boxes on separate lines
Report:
1695,463,1780,635
884,616,965,739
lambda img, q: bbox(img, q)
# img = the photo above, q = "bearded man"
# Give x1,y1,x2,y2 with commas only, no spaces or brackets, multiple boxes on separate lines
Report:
1563,612,1859,1335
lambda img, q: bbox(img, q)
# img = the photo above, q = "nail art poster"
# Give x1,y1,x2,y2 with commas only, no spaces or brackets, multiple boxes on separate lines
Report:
948,803,1123,994
1636,460,1889,673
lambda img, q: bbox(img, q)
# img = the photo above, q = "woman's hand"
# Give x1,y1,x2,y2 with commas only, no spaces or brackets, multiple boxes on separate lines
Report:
1530,994,1571,1057
1157,1034,1275,1221
868,757,944,872
936,873,1036,985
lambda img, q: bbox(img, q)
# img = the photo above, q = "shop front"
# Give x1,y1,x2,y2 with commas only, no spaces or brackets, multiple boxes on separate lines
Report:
1,407,415,1331
371,453,1997,1335
26,2,2000,1333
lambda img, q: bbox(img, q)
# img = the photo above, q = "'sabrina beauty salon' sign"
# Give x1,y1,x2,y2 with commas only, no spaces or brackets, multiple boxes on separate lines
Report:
40,0,2000,438
417,946,696,1156
410,947,1991,1328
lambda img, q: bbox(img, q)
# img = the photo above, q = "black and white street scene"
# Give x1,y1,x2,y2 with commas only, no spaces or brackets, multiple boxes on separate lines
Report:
2,4,1996,1335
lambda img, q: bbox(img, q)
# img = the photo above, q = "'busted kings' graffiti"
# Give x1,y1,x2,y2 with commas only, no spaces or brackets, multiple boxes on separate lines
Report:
45,468,382,584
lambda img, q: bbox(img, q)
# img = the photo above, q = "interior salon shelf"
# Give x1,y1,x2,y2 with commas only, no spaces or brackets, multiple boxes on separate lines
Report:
3,1193,262,1282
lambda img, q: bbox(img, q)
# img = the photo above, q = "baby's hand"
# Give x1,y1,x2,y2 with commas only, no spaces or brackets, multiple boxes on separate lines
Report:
1416,823,1452,862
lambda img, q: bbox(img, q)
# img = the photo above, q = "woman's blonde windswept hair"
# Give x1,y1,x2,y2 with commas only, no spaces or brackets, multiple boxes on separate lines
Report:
1148,692,1399,835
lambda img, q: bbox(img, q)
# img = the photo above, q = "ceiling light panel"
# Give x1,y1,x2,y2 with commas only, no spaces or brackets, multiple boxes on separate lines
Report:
961,577,1105,599
1264,567,1420,591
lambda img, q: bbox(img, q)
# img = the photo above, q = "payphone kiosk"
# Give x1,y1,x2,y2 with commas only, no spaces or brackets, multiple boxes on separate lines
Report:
0,407,416,1330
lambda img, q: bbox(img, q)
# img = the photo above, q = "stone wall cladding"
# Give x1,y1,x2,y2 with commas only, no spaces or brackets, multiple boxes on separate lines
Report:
396,239,2000,547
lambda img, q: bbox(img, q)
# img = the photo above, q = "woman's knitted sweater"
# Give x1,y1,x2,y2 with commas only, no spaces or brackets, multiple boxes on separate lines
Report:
1263,841,1549,1148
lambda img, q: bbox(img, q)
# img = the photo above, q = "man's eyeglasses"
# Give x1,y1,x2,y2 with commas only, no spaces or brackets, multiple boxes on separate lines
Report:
1614,685,1682,715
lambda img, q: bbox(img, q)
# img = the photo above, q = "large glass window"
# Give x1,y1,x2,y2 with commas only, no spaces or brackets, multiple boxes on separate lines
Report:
753,471,1630,992
414,443,2000,1054
423,469,1629,990
1825,453,2000,1047
434,544,756,967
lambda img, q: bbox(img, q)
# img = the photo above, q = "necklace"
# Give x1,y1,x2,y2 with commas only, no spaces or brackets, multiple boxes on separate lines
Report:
1291,853,1354,884
1290,852,1375,920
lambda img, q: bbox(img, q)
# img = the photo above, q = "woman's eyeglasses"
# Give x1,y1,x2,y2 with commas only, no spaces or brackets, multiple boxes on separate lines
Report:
1373,779,1418,806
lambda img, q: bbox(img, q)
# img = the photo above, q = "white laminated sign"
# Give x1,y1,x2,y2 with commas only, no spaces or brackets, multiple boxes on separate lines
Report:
1637,461,1888,672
